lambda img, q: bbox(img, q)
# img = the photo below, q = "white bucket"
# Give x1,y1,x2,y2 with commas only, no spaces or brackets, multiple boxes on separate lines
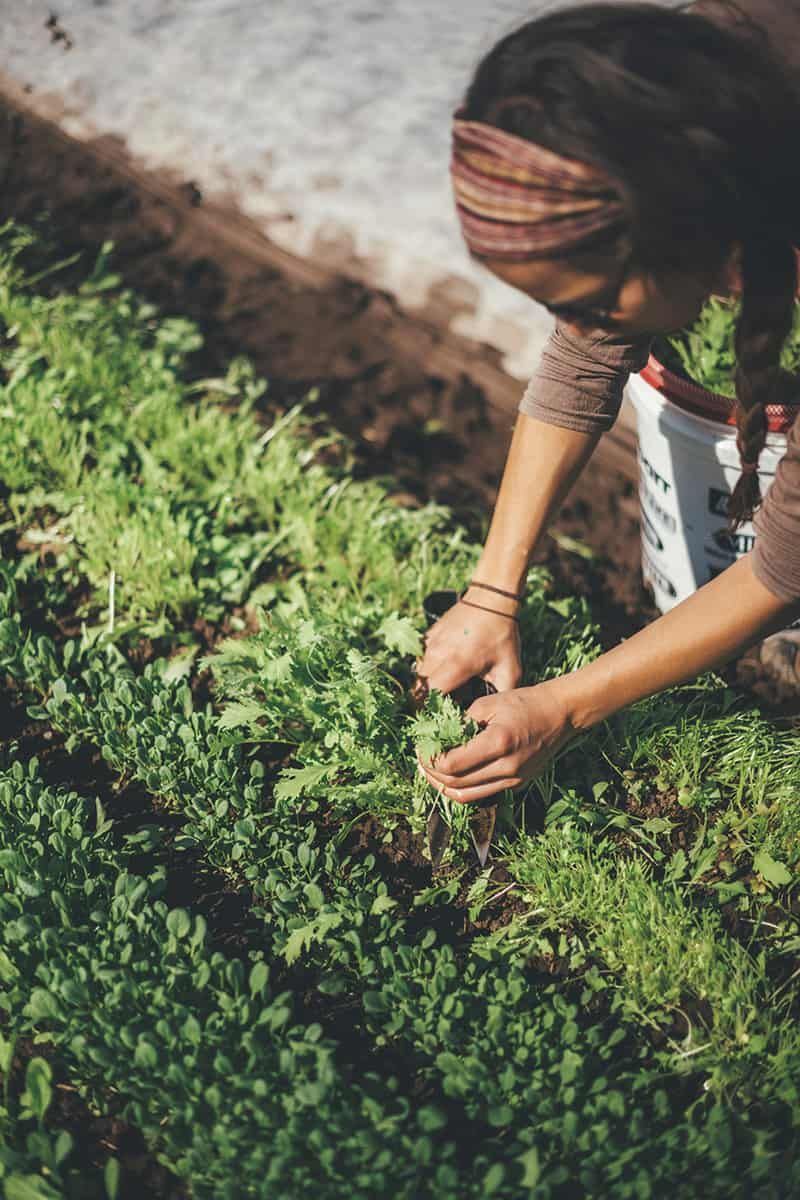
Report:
627,371,788,613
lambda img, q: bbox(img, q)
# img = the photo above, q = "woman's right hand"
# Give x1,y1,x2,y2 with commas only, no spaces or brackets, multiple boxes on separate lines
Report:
411,416,598,701
414,589,523,698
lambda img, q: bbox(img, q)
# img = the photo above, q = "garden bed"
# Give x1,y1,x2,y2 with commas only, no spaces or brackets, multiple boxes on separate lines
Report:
1,97,800,1200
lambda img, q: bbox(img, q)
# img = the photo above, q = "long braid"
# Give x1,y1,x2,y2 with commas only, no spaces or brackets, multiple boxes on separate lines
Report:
728,239,798,528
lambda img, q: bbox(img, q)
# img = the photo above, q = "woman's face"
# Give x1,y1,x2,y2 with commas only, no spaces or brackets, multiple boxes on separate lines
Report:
479,247,731,339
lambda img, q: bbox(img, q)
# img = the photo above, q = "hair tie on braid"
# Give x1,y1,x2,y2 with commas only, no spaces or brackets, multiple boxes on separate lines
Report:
737,459,760,477
735,435,760,475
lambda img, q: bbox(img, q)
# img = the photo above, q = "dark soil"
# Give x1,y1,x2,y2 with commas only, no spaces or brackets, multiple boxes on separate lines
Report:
5,1035,186,1200
342,811,539,946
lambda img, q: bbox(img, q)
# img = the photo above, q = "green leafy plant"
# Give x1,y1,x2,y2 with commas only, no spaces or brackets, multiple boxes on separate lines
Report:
411,689,480,766
410,690,482,855
664,295,800,396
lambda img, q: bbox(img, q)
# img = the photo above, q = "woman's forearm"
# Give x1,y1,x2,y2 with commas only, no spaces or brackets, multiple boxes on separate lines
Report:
558,554,800,730
471,412,600,595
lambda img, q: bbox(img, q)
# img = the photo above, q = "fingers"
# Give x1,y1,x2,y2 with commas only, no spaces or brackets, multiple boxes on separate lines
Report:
451,779,519,804
465,693,501,724
422,755,518,791
409,672,429,710
418,761,520,805
415,639,478,698
421,659,475,698
414,676,575,807
415,602,521,699
420,719,520,789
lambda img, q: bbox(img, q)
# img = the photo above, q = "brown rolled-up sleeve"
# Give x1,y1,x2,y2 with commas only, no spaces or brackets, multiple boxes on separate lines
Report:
753,413,800,602
519,321,653,435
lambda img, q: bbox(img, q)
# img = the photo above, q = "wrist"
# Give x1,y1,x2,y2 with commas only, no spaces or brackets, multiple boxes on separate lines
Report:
472,549,529,597
461,584,520,620
518,677,584,747
543,668,609,734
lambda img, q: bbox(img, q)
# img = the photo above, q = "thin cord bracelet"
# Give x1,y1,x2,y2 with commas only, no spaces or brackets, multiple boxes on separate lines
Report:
467,579,524,602
458,591,520,622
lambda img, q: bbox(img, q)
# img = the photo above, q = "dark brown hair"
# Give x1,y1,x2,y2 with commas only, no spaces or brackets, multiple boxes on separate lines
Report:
462,1,800,525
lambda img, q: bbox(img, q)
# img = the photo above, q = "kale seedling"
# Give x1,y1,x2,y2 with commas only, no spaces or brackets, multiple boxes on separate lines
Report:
412,688,481,765
410,690,481,860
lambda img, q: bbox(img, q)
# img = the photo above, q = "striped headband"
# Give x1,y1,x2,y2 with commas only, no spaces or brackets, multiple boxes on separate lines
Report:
450,106,625,260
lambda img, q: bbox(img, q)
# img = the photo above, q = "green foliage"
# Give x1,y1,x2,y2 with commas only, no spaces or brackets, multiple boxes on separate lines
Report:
410,690,480,766
0,217,484,639
1,742,795,1198
4,572,800,1183
408,690,483,852
0,1036,103,1199
3,222,800,1199
0,762,461,1199
205,607,412,820
504,819,800,1075
665,295,800,397
594,681,800,869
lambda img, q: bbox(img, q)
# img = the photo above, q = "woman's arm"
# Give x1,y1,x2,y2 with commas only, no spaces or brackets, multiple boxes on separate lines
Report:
752,407,800,603
561,553,796,727
420,554,799,803
418,319,650,697
417,412,600,696
417,319,652,695
469,411,601,595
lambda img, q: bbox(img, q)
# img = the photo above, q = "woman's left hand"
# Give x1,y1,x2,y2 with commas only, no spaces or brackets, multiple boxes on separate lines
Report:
418,679,577,804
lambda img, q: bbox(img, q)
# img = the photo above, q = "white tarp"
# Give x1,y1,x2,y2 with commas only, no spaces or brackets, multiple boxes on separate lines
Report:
0,0,588,376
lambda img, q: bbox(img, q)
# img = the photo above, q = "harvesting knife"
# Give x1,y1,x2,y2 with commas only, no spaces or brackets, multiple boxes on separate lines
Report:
420,590,500,868
426,806,452,872
469,800,497,868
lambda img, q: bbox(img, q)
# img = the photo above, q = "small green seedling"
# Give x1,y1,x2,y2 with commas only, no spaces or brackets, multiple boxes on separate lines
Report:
411,690,481,866
665,296,800,397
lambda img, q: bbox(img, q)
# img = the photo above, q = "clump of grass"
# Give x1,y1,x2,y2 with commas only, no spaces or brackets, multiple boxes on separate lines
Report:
504,819,800,1096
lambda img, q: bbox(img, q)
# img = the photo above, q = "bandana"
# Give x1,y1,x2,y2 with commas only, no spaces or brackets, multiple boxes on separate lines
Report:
450,107,625,260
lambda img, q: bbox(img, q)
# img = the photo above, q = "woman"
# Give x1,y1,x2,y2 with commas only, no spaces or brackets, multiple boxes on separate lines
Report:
417,0,800,803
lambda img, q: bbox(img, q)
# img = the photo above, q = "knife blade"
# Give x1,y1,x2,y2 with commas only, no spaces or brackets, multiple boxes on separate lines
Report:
426,805,452,872
469,802,497,868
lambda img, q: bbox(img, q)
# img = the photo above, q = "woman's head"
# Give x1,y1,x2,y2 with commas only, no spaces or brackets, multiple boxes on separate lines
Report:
454,1,800,523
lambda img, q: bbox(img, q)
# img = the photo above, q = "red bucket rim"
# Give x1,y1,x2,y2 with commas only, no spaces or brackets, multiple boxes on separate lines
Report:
641,354,799,435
